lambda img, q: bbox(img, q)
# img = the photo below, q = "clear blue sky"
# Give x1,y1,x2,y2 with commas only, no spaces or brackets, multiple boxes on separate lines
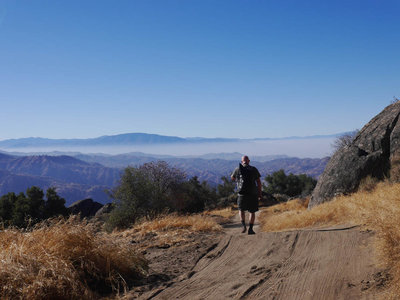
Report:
0,0,399,140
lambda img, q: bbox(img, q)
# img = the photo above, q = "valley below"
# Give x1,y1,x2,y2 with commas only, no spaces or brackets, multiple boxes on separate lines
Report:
0,151,328,206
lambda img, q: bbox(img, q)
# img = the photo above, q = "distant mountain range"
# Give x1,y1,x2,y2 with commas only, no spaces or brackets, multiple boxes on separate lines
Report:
0,153,120,205
0,133,235,148
0,132,343,149
0,151,330,206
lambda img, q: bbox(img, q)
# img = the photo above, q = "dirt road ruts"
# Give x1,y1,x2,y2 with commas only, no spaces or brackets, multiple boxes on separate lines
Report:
142,214,384,300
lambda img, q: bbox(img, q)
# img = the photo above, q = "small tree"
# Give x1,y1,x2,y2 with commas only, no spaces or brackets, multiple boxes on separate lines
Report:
107,161,186,229
217,176,235,198
265,169,287,195
391,96,400,104
297,174,318,196
26,186,45,220
12,192,32,227
0,192,16,223
175,176,211,213
285,173,303,197
45,187,68,218
0,187,67,228
264,169,317,198
332,130,359,152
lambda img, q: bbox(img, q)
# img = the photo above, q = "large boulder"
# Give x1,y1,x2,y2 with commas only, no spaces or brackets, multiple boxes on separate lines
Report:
309,101,400,208
68,198,103,218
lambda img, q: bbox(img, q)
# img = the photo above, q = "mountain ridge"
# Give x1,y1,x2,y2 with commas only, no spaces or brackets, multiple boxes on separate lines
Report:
0,132,344,149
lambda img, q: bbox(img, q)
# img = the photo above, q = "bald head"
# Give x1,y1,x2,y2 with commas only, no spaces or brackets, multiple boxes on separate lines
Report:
241,155,250,165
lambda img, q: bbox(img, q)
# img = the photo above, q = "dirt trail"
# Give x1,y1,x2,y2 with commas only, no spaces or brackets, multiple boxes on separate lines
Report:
142,212,383,299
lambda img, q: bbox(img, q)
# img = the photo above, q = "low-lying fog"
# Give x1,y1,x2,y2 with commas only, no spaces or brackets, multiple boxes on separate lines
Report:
2,138,335,158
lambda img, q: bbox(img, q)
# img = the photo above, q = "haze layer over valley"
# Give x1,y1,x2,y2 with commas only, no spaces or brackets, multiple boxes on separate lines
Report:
0,132,337,158
0,133,332,206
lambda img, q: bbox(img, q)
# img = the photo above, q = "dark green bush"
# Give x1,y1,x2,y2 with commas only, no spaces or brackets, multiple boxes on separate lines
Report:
106,161,226,230
107,161,186,230
264,169,317,198
0,187,67,227
174,176,215,213
217,176,235,198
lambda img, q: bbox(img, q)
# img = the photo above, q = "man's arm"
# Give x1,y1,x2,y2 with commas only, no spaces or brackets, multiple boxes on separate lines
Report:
231,167,238,181
256,178,262,199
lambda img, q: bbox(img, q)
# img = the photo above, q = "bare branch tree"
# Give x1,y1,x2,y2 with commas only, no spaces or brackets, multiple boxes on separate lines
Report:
332,130,359,152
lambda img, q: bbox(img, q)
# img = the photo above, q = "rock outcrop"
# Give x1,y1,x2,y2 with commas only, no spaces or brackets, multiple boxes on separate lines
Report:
94,203,114,218
68,198,103,218
309,101,400,208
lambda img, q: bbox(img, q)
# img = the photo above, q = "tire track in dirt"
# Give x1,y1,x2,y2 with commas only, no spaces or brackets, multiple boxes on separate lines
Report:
144,213,383,300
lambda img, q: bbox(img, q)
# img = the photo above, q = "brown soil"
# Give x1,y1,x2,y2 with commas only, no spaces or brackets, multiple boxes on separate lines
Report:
127,229,223,298
127,212,387,299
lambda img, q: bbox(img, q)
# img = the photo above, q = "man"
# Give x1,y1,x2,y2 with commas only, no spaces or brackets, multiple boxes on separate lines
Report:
231,155,262,234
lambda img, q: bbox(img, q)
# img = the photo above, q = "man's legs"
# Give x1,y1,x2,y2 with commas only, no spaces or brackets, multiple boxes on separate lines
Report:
249,212,255,225
248,212,256,234
239,210,246,233
238,195,257,234
239,211,256,234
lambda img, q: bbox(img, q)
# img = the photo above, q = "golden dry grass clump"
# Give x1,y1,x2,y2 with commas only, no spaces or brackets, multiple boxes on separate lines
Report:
134,214,223,233
260,196,357,232
260,181,400,231
259,181,400,299
0,216,147,300
203,207,237,219
114,213,222,251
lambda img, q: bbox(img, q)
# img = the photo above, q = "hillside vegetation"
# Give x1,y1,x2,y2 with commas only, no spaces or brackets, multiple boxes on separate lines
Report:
0,217,148,299
259,181,400,299
0,212,224,299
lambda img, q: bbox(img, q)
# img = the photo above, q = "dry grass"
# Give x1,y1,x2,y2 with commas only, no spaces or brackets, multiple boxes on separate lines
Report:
132,213,222,233
0,216,148,300
260,196,358,232
0,212,222,299
259,181,400,298
113,213,222,251
203,207,237,219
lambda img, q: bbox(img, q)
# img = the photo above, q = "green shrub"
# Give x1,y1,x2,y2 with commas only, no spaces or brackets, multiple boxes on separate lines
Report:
107,161,215,230
0,187,67,228
217,176,235,198
264,169,317,198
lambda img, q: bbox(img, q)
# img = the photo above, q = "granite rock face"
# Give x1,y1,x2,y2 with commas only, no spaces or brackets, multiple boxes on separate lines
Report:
309,102,400,208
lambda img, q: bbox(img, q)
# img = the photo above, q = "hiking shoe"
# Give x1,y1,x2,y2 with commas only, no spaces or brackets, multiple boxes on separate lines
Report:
248,228,255,235
241,227,247,233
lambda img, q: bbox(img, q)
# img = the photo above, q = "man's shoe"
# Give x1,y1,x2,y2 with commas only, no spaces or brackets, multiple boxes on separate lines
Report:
248,228,255,235
241,227,247,233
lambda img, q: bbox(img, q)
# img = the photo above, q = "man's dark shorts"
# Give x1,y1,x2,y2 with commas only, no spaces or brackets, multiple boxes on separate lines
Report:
237,194,258,213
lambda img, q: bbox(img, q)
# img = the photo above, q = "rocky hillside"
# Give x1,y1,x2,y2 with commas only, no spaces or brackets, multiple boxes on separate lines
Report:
0,153,119,205
0,155,120,186
310,101,400,208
